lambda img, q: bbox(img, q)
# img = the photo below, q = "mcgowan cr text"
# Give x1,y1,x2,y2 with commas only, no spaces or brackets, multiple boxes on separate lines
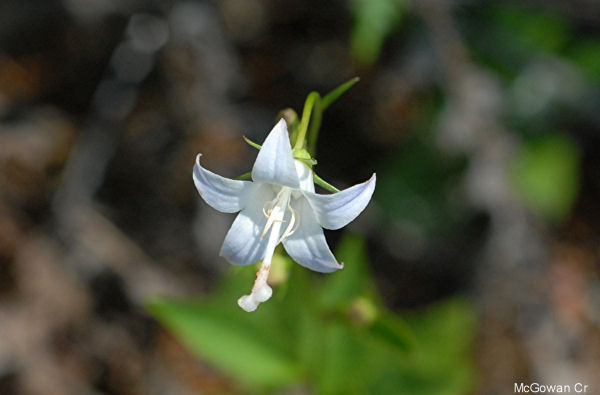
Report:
514,383,589,393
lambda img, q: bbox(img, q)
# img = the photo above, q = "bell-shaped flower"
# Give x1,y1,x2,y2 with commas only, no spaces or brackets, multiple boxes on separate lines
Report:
193,119,376,311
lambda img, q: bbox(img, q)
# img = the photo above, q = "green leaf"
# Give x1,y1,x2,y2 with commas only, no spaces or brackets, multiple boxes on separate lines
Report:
146,251,475,394
274,265,322,375
147,298,301,389
511,134,580,222
370,309,415,352
318,233,375,310
366,298,476,395
320,235,415,353
146,235,474,394
316,322,367,394
406,299,476,369
314,298,476,395
400,299,476,394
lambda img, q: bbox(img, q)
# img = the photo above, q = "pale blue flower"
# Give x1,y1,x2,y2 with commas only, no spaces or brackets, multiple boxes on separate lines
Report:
193,119,376,311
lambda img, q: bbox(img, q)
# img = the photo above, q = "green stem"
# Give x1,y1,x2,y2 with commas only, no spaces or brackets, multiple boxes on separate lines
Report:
307,95,322,156
295,91,321,150
313,173,340,193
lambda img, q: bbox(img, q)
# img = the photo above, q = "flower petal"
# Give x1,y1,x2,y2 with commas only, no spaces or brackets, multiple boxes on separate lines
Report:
295,160,315,193
282,196,343,273
303,174,376,230
220,184,275,265
193,154,258,213
251,119,300,189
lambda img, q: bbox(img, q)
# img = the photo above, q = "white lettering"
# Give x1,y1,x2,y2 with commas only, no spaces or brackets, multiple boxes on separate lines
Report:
515,383,580,393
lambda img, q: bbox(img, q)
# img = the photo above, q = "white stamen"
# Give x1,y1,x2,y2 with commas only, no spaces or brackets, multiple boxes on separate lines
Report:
278,204,300,243
290,206,300,233
260,212,284,239
262,199,275,218
260,188,291,239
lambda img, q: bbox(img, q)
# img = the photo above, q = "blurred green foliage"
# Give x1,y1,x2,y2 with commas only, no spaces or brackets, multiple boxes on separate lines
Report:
492,5,569,54
568,40,600,83
350,0,407,64
147,234,476,394
470,3,600,89
511,134,580,222
465,5,589,222
378,136,467,235
469,4,569,78
352,1,589,225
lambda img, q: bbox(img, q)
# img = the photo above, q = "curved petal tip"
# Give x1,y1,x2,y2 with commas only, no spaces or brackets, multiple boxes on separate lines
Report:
303,172,376,230
193,153,257,213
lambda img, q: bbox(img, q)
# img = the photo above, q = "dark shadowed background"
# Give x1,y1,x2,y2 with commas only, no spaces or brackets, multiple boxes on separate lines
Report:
1,0,600,393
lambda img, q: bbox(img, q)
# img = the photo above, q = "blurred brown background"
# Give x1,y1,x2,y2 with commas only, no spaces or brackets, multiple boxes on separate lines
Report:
1,0,600,394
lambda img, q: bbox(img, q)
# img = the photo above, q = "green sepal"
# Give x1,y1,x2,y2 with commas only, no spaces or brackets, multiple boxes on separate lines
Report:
298,159,317,168
322,77,360,110
313,173,340,193
243,136,262,150
293,148,312,160
236,172,252,180
292,148,318,168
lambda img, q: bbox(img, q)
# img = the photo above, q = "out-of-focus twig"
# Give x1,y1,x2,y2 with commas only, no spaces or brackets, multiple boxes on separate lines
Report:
51,11,193,301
